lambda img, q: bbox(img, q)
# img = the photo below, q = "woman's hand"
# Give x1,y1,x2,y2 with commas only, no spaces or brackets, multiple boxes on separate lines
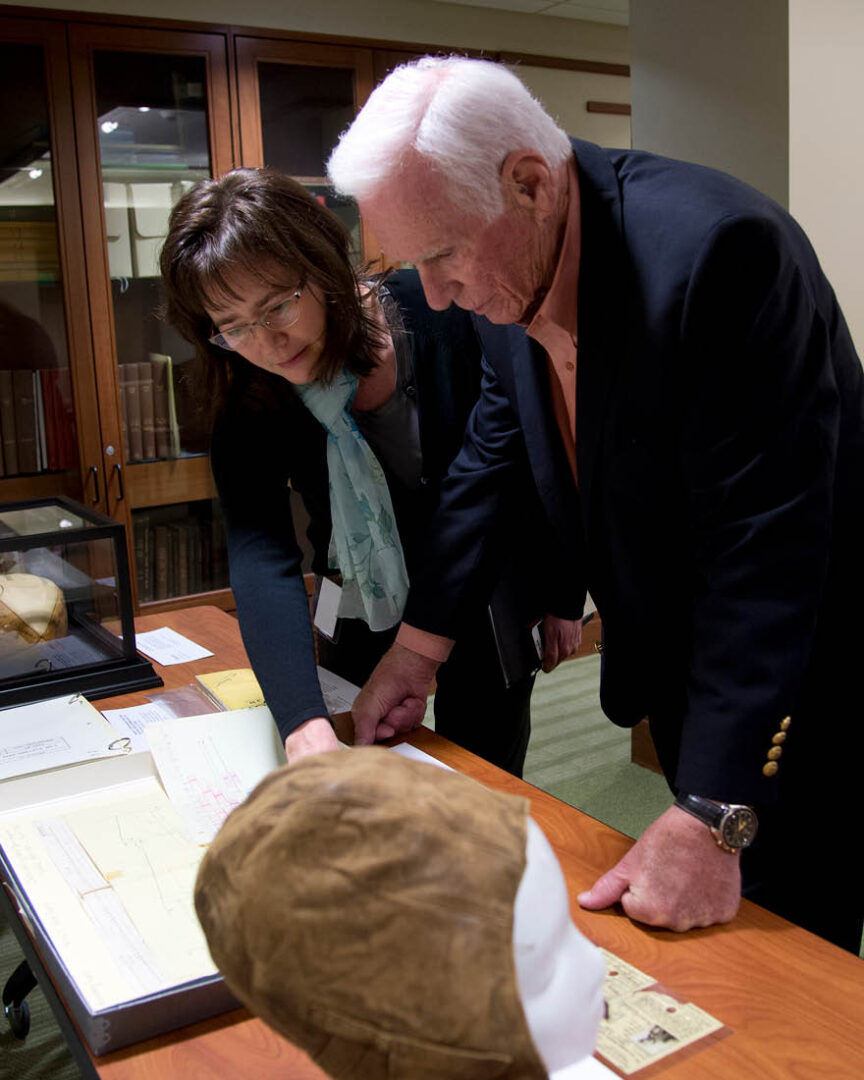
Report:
284,717,340,763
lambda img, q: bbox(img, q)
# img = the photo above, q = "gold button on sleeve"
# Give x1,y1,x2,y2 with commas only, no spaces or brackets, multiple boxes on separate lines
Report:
767,746,783,760
772,731,787,745
780,716,791,731
763,761,779,777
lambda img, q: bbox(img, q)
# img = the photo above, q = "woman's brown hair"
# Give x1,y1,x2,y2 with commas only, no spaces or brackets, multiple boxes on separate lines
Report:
159,168,382,414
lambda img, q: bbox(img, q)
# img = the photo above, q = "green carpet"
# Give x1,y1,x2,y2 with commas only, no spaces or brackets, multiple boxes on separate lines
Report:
0,934,83,1080
522,655,672,837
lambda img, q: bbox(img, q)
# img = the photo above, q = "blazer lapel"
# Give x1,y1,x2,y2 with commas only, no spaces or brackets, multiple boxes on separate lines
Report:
570,139,632,537
475,318,580,541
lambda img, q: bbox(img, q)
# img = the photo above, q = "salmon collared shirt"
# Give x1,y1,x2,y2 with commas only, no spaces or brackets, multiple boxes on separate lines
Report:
398,159,582,663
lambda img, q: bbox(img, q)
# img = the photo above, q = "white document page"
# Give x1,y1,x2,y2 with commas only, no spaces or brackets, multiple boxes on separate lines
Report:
552,1059,617,1079
145,706,286,844
317,665,360,714
0,777,215,1013
134,627,214,665
390,742,453,771
0,694,126,781
101,701,179,752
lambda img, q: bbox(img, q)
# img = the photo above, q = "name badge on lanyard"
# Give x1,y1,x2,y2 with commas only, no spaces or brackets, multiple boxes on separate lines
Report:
314,577,342,641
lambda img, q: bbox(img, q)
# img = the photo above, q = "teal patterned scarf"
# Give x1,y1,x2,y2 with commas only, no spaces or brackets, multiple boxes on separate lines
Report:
296,369,409,631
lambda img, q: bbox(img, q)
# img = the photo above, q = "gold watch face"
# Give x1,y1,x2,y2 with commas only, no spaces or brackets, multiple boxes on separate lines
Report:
720,807,758,849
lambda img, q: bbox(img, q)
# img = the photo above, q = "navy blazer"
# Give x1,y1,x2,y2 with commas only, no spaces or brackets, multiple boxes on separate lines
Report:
405,138,864,807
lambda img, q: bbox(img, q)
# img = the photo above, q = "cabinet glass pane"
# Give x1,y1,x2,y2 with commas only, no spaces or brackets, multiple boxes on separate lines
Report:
92,51,211,465
258,63,361,261
0,42,79,481
132,499,228,603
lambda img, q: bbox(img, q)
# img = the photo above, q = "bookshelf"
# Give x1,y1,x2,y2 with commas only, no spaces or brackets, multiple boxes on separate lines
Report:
0,16,379,615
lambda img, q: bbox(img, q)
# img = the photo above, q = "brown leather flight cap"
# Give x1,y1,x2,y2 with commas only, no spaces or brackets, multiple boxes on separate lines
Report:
195,747,550,1079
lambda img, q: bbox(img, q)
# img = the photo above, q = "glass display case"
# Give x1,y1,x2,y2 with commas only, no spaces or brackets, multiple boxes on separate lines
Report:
0,496,161,705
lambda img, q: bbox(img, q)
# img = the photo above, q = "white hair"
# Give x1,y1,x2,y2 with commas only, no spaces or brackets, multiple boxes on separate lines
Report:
327,56,572,222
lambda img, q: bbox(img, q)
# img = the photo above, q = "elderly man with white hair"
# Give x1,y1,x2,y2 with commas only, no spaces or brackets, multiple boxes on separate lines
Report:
327,57,864,954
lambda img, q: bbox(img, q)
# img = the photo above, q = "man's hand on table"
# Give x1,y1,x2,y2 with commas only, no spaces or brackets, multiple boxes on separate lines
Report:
540,614,583,672
284,717,340,762
352,643,440,745
577,804,742,931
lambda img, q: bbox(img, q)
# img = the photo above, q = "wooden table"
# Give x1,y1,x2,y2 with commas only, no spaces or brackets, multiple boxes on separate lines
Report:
8,607,864,1079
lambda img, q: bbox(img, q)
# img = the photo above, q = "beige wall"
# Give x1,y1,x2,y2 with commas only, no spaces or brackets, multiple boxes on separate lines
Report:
789,0,863,352
628,0,788,207
5,0,629,63
517,64,630,147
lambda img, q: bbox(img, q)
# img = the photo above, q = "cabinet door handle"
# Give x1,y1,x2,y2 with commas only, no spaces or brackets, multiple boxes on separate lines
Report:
89,465,100,505
113,463,125,501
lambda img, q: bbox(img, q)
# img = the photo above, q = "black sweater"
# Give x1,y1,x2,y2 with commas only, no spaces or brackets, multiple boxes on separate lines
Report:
210,270,505,740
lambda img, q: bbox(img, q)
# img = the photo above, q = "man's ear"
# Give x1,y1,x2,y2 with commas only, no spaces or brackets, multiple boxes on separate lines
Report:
500,151,555,216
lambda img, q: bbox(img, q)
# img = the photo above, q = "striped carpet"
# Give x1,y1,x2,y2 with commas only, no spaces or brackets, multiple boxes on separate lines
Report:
421,652,671,837
522,655,671,837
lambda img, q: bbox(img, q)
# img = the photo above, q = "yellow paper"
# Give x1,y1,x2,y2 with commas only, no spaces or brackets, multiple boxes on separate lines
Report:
596,949,724,1074
195,668,265,710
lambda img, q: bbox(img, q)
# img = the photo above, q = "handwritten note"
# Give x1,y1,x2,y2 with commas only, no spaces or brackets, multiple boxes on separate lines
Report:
145,707,286,844
0,778,215,1012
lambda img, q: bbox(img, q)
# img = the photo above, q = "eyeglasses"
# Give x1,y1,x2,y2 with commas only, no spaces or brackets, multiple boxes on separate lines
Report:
208,286,304,351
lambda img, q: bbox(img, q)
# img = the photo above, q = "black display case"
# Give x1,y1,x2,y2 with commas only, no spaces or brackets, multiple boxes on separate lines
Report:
0,496,161,707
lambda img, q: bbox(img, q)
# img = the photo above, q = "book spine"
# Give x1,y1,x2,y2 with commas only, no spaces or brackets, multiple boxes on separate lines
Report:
199,517,213,593
166,523,178,599
188,517,203,595
166,357,181,457
123,363,144,461
138,360,156,460
151,357,171,459
34,371,47,472
0,370,17,474
142,513,154,603
40,369,58,471
55,368,78,469
134,512,148,603
176,520,190,597
12,369,38,474
119,365,131,456
154,524,169,601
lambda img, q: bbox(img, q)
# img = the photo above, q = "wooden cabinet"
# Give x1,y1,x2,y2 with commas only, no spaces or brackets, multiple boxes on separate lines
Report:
0,17,103,511
0,11,384,613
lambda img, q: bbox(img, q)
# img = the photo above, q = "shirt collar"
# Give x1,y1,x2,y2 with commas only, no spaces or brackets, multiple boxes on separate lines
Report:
526,157,581,346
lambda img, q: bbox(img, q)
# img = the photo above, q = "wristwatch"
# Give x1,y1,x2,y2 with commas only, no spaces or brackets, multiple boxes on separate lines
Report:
674,793,758,853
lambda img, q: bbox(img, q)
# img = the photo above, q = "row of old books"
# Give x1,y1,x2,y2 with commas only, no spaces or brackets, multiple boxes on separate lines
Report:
134,507,230,603
119,353,181,463
0,367,78,477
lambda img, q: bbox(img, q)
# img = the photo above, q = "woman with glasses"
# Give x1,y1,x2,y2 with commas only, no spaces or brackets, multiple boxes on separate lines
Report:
160,168,580,772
